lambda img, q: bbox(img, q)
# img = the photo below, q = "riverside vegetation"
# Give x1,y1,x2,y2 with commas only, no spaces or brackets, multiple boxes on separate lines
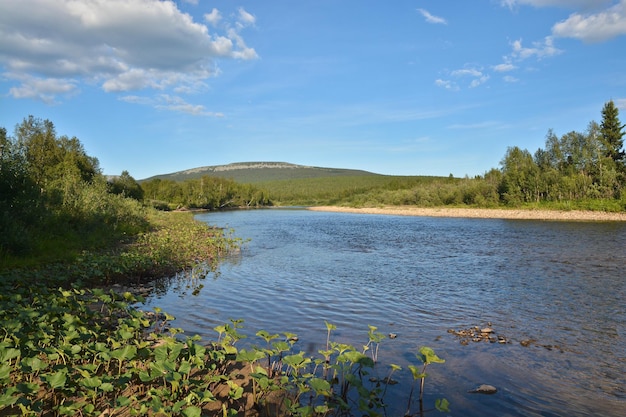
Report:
0,117,448,415
1,99,624,415
140,100,626,211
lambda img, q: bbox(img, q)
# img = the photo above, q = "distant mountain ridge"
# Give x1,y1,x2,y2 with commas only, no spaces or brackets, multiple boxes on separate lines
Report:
140,162,381,183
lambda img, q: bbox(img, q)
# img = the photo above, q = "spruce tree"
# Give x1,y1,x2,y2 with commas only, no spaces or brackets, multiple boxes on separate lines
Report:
600,100,626,171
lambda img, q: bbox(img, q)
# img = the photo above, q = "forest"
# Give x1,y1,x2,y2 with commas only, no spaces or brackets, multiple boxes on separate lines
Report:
1,101,625,259
140,100,626,210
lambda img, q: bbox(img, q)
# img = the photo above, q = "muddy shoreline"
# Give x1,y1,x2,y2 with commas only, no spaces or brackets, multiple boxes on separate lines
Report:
308,206,626,222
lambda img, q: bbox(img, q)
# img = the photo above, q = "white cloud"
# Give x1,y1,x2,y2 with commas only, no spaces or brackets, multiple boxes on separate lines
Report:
204,8,222,26
446,67,490,88
469,75,490,88
615,98,626,110
417,9,447,25
552,1,626,42
0,0,258,104
451,68,483,77
120,94,224,117
510,36,562,60
493,63,517,72
157,94,224,117
503,75,519,82
237,7,257,27
6,73,77,104
435,79,459,91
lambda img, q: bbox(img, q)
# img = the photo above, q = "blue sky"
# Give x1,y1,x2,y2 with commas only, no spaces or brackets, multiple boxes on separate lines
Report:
1,0,625,179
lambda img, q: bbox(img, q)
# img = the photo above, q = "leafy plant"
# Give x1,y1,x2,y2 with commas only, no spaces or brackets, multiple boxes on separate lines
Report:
406,346,449,416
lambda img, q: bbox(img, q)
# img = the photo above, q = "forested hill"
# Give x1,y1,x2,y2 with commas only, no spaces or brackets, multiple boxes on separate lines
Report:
140,162,381,183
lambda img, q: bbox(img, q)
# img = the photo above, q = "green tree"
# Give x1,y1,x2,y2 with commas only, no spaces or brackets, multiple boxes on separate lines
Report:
14,116,100,189
500,146,540,203
0,125,45,254
108,170,144,201
600,100,625,172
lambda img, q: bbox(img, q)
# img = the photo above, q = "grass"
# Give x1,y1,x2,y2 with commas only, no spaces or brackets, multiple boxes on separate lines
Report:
1,210,240,287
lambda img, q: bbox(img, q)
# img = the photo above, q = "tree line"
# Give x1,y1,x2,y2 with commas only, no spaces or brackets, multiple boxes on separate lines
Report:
496,100,625,204
0,116,147,258
141,176,270,210
1,100,624,256
250,101,625,209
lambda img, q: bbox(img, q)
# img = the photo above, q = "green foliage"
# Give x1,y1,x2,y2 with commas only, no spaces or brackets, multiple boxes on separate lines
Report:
107,170,144,201
600,100,626,170
141,175,271,210
0,116,152,262
0,285,448,417
499,115,624,204
0,127,43,255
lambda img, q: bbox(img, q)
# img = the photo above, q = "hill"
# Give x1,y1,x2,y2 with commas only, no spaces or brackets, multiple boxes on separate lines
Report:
140,162,381,183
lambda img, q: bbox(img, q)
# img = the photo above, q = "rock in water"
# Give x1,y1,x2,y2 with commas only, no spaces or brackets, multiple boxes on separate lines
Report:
468,384,498,394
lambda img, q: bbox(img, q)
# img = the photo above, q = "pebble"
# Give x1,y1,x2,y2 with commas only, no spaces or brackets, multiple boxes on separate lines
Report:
448,324,508,345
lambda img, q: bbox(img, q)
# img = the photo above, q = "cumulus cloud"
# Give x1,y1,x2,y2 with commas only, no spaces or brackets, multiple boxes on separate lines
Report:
437,67,489,89
417,9,447,25
552,0,626,42
237,7,257,27
510,36,562,59
7,74,78,104
0,0,258,105
493,61,517,71
204,8,222,26
451,68,483,77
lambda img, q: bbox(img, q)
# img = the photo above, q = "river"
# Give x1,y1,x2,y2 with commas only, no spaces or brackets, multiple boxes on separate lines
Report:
141,208,626,417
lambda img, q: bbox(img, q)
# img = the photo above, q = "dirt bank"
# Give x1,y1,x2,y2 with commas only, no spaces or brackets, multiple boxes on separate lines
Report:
308,206,626,222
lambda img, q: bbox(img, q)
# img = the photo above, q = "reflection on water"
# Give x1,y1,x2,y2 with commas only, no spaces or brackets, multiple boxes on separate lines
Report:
140,209,626,417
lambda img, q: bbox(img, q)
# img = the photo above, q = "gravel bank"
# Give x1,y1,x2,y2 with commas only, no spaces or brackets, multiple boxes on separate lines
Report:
308,206,626,222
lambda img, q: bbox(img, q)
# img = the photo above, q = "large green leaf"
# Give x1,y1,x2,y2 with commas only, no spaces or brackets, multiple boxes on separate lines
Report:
44,370,67,390
0,347,20,363
0,364,11,381
110,345,137,362
417,346,445,365
80,376,102,389
309,377,331,396
181,406,202,417
0,388,18,407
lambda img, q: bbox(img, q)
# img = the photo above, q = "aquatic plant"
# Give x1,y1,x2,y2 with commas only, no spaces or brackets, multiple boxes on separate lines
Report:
0,286,448,417
405,346,449,416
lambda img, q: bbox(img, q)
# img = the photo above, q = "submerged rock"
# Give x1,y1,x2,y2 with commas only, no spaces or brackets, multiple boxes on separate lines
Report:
468,384,498,395
448,323,509,345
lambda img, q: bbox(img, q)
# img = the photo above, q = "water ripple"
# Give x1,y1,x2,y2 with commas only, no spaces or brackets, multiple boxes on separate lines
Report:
140,209,626,417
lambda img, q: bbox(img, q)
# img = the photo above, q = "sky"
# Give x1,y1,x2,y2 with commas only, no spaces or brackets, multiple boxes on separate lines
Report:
1,0,626,179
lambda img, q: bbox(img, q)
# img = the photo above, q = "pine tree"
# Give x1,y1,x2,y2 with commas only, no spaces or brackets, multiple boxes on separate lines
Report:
600,100,626,171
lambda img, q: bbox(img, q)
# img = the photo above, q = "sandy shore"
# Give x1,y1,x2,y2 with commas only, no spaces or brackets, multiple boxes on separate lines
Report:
308,206,626,222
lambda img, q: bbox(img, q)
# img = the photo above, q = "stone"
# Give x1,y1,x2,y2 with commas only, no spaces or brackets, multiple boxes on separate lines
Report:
468,384,498,394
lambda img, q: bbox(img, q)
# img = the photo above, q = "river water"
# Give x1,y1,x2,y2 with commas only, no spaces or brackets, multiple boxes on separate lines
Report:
141,208,626,416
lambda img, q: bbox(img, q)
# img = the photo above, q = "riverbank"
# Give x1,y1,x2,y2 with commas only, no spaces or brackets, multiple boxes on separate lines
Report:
308,206,626,221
